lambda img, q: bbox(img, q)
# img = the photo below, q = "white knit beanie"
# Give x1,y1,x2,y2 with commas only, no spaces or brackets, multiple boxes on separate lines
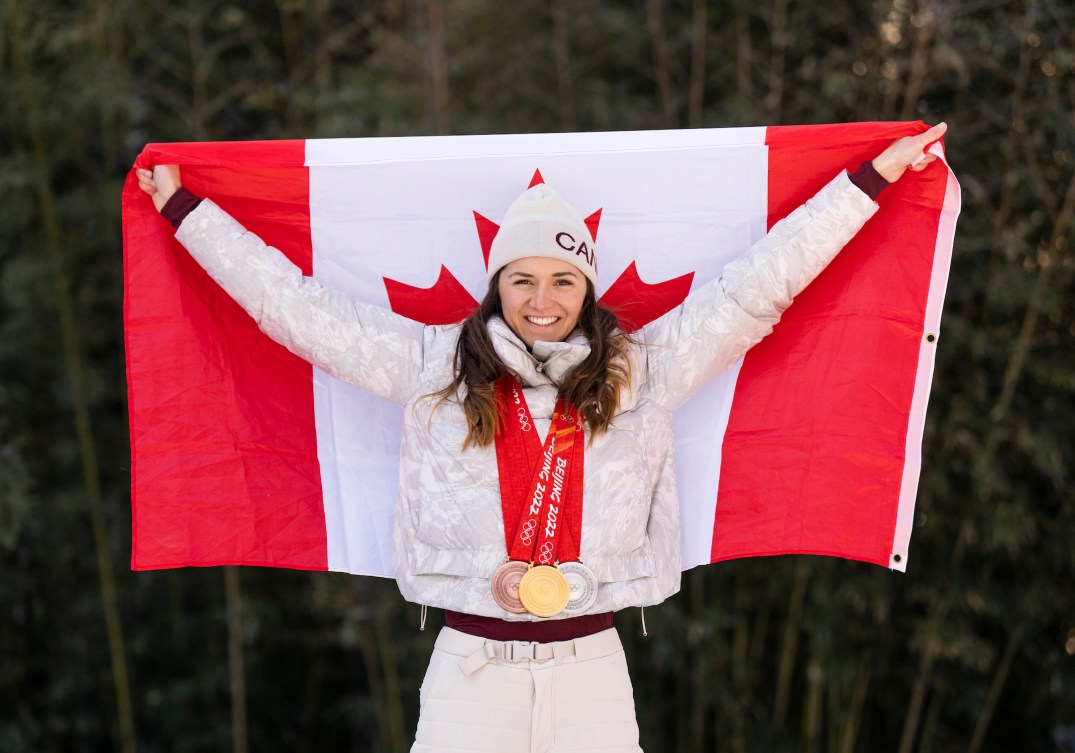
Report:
486,184,598,286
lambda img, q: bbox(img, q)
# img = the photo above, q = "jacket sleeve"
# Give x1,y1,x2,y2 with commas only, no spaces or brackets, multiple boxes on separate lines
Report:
640,170,878,411
174,199,427,406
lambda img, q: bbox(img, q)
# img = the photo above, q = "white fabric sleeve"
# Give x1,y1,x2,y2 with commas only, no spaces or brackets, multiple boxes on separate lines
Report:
174,199,427,406
640,170,879,411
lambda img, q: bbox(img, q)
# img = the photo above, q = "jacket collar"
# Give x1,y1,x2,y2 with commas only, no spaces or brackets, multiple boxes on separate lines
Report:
487,316,591,388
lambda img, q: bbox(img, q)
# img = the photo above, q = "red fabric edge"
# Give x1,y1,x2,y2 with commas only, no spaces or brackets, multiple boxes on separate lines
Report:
710,122,949,569
125,140,329,571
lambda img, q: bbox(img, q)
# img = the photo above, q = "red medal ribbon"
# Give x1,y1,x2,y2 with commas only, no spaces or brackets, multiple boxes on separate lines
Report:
494,374,585,565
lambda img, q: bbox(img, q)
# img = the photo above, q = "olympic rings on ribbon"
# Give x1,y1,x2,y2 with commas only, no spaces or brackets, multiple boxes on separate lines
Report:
516,406,532,432
519,519,538,545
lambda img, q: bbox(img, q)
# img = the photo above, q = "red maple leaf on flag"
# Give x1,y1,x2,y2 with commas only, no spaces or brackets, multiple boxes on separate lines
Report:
383,169,694,332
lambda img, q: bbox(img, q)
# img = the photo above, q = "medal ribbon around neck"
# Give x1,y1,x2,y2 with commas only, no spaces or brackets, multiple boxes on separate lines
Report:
493,374,584,566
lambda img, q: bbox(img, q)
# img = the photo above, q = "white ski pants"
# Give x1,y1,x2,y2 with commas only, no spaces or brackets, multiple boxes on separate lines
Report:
412,627,643,753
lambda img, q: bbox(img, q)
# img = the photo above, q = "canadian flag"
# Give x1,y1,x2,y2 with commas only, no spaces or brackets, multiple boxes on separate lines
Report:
124,123,959,578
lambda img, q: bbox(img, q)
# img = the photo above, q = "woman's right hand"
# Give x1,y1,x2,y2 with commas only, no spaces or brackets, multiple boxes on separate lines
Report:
136,164,182,213
870,123,948,183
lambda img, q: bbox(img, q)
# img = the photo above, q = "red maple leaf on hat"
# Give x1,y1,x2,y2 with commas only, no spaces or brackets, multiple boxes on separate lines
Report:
383,170,694,332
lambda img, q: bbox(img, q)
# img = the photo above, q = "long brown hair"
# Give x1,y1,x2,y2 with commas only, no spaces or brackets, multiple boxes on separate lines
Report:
430,270,634,450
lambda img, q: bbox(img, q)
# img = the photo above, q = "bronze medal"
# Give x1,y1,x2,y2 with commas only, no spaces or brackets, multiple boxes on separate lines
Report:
518,564,570,617
558,561,599,615
491,560,529,613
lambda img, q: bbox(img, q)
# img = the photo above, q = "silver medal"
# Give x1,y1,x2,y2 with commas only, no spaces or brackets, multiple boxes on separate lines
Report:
558,560,598,614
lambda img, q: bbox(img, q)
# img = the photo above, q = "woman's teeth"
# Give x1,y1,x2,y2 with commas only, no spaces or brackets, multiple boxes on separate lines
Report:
526,316,558,326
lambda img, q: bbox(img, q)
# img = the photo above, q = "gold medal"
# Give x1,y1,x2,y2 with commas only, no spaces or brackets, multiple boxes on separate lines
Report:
491,560,529,614
518,564,570,617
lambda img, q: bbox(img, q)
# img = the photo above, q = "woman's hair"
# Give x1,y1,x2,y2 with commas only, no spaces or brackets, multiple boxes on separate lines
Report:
430,270,634,450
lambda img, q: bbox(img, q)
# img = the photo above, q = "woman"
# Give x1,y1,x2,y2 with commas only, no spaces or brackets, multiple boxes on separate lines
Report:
137,122,946,753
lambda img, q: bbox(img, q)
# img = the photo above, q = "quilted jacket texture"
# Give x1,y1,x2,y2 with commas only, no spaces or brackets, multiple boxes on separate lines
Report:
174,170,878,620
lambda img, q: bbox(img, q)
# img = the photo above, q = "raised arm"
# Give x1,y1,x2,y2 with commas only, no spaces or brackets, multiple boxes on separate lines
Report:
137,165,429,406
641,123,948,410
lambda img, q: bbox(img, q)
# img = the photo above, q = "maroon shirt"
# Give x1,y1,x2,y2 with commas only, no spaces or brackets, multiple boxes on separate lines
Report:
445,610,614,641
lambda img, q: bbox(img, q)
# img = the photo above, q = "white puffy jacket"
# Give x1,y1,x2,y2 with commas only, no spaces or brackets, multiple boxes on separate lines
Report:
174,170,877,620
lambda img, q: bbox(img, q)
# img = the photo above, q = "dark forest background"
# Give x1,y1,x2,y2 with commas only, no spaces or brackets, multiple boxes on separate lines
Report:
1,0,1073,751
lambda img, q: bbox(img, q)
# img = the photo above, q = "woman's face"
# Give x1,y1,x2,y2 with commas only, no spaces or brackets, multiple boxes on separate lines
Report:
497,256,587,348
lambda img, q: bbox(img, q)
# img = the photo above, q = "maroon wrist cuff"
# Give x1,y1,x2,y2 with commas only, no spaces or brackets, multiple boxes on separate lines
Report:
161,187,203,229
848,161,890,202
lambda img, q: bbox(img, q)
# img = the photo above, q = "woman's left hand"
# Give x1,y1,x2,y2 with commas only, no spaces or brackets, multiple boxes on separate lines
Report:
871,122,948,183
135,165,182,213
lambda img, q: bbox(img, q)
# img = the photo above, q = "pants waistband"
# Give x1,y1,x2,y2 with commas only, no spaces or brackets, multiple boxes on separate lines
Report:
435,626,623,675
